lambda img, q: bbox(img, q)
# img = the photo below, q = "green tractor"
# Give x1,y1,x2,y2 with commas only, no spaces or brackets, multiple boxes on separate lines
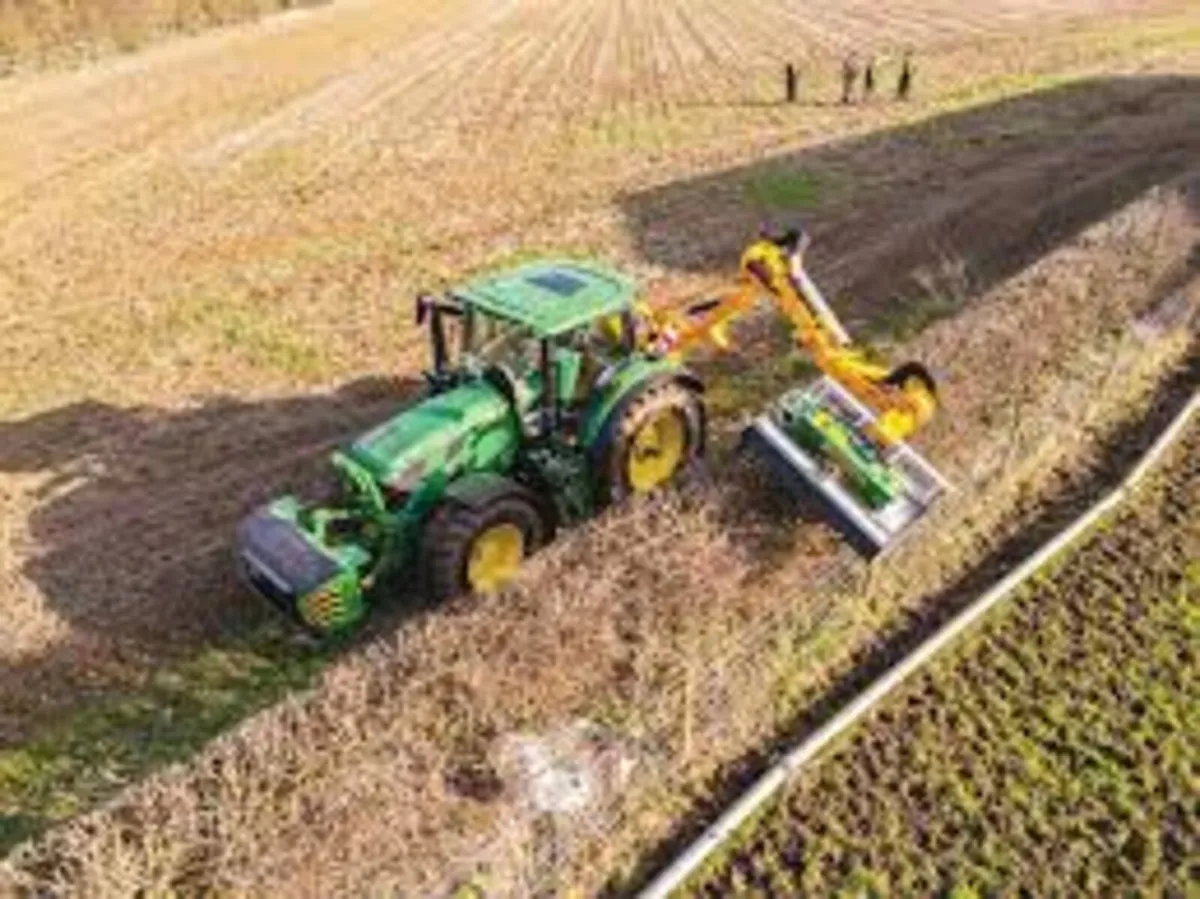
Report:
237,260,705,635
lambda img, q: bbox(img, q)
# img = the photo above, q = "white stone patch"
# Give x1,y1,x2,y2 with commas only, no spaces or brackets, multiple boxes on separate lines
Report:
1132,283,1198,341
496,718,638,818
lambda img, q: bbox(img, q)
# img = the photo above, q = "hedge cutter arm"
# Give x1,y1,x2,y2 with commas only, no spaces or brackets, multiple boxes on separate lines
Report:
638,229,938,447
639,229,950,558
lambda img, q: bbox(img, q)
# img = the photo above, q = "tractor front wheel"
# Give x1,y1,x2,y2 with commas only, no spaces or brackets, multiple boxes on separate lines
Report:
422,487,547,602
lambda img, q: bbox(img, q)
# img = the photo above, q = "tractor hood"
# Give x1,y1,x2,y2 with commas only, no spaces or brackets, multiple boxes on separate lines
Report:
345,379,517,491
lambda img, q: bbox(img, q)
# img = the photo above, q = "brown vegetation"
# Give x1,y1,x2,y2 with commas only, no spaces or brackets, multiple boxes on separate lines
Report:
1,0,1198,893
0,0,305,69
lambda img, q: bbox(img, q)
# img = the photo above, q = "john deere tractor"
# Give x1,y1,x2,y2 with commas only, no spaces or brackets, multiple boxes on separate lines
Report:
239,231,950,637
237,261,705,635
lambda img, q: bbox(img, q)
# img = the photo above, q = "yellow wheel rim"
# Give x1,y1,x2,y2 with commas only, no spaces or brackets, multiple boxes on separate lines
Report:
467,522,526,592
627,408,687,493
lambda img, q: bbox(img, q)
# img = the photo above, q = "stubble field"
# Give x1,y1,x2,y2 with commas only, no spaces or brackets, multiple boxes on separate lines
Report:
1,0,1198,894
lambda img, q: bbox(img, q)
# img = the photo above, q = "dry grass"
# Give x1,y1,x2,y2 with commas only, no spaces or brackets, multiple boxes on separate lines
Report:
2,1,1195,418
1,0,1199,892
0,0,304,68
4,176,1195,896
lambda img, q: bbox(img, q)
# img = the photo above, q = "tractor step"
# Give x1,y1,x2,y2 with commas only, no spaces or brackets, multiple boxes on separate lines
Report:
740,376,950,559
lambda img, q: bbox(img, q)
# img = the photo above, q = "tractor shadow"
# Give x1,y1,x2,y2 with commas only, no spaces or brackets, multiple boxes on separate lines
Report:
621,74,1200,323
0,375,431,744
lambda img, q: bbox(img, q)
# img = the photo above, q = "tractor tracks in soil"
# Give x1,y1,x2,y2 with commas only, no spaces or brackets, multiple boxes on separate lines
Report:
2,4,1195,358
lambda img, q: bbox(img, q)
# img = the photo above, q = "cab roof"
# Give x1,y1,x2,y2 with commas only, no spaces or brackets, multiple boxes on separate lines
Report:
452,260,636,338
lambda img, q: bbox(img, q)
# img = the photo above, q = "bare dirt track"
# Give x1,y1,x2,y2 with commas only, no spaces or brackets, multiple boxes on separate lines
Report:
1,0,1199,887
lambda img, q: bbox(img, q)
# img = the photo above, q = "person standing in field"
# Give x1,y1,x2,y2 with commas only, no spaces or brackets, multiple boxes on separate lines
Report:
863,56,876,101
841,53,860,104
897,51,914,100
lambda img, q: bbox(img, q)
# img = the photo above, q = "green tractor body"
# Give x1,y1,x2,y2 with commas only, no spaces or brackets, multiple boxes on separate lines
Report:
237,261,705,635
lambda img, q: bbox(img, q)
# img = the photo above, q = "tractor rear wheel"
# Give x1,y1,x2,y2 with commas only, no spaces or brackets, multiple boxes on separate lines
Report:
422,486,547,601
597,380,704,502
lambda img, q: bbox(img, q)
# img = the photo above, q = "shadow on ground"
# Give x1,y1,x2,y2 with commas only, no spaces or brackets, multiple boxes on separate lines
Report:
0,377,430,738
621,75,1200,324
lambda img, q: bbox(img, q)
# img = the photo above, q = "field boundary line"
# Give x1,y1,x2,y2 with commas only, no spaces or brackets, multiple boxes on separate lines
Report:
636,387,1199,899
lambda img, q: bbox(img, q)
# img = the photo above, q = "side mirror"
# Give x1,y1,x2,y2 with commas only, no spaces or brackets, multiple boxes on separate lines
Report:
415,293,435,326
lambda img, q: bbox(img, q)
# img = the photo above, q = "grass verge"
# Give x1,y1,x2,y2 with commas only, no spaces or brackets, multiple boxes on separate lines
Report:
0,626,325,852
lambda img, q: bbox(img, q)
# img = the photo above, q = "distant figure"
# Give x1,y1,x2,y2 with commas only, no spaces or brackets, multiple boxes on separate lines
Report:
863,57,875,101
897,52,914,100
841,54,860,104
786,63,799,103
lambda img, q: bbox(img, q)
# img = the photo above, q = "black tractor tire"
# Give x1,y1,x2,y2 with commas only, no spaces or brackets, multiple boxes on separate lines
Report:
422,484,548,602
594,379,705,504
883,361,938,398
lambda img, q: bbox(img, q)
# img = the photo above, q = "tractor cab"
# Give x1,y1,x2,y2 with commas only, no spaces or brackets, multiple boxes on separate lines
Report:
418,260,640,439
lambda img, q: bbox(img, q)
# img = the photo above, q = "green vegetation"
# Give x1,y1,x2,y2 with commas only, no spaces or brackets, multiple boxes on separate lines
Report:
742,170,831,212
863,289,966,345
0,627,326,851
693,432,1198,896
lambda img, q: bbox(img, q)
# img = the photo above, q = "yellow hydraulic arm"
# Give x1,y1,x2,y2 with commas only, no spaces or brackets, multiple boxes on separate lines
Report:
637,230,938,446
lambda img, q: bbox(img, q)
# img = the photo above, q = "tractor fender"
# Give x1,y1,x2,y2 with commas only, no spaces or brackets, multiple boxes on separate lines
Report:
582,361,707,478
580,357,704,452
439,471,557,534
442,471,527,510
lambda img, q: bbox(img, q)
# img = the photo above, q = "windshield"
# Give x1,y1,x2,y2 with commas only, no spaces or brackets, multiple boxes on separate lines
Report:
461,308,539,371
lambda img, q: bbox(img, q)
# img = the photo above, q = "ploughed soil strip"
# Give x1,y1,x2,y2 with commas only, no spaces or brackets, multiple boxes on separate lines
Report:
688,395,1198,896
